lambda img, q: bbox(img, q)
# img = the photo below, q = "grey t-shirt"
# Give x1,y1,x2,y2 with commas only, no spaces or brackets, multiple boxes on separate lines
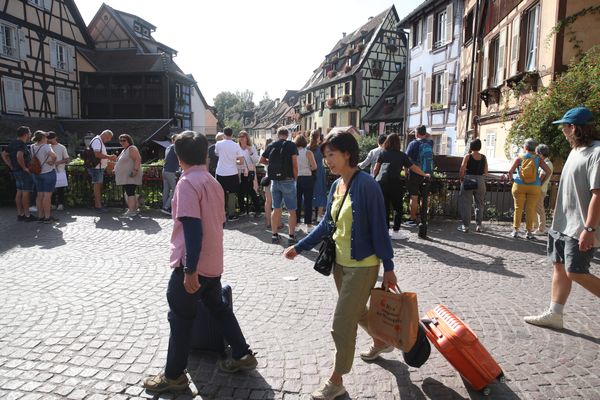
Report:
551,141,600,247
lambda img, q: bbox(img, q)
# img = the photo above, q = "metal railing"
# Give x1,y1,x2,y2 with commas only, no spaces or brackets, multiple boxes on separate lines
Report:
0,165,560,222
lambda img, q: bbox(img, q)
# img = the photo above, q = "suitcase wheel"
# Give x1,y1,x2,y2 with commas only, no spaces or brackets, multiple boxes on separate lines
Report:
497,371,506,383
481,387,491,396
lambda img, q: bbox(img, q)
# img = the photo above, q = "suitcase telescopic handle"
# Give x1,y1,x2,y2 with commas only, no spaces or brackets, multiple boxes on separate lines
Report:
422,318,444,339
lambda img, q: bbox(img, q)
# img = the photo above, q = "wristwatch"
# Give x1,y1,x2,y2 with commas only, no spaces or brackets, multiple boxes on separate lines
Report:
584,226,596,232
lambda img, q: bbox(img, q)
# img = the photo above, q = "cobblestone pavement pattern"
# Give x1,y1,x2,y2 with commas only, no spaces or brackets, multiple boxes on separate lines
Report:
0,208,599,400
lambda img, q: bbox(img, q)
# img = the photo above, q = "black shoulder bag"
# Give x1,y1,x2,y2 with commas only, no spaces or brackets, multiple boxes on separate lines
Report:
314,171,359,276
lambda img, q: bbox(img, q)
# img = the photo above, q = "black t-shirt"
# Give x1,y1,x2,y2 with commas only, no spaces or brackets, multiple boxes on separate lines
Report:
466,154,487,175
208,144,218,175
262,139,298,180
8,140,30,172
377,149,413,181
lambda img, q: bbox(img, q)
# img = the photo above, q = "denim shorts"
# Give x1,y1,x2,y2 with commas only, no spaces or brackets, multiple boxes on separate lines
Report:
271,179,297,210
13,170,33,192
32,170,57,193
548,230,596,274
88,168,104,184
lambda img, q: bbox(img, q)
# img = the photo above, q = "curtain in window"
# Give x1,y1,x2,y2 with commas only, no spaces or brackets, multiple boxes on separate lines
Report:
525,6,539,72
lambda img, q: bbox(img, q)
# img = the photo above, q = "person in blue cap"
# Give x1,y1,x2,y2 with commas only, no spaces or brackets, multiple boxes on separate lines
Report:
524,106,600,329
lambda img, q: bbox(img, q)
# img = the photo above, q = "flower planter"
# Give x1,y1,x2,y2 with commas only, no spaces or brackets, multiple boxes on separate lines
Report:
327,70,337,79
344,65,352,73
326,98,336,108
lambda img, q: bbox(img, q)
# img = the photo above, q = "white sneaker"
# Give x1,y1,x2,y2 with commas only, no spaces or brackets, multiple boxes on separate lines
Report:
389,230,408,240
29,206,37,212
306,224,314,233
524,311,563,329
121,210,138,218
526,231,534,240
511,229,519,238
56,204,64,211
475,224,483,232
310,380,346,400
457,225,469,233
360,344,394,361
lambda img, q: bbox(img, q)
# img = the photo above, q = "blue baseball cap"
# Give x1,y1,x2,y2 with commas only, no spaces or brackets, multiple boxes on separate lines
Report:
552,106,593,125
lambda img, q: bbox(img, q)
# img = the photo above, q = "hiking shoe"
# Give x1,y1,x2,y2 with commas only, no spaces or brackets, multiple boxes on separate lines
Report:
511,229,519,238
142,372,189,393
457,225,469,233
475,224,483,233
360,344,394,361
311,380,347,400
271,233,280,244
287,235,297,245
402,220,418,227
524,311,563,329
218,353,258,373
526,231,535,240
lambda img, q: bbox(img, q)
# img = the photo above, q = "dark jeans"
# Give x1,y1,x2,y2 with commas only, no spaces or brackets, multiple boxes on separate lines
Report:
380,181,404,231
296,176,314,224
52,187,65,206
238,172,261,213
165,268,250,379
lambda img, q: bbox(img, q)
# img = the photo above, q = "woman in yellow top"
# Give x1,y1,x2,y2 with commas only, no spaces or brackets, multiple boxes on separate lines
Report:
284,130,397,400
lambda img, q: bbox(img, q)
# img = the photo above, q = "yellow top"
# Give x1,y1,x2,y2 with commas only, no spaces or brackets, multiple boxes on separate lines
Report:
331,188,379,268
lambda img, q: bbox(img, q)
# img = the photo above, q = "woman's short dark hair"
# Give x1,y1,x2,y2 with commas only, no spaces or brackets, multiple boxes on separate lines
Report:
119,134,134,146
294,135,307,148
382,133,401,151
174,131,208,166
223,127,233,137
320,130,359,167
377,134,387,145
469,139,482,152
17,126,31,138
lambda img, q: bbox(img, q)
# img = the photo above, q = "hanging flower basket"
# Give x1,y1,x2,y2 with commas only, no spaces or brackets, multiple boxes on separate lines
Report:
386,44,398,53
357,43,365,52
372,68,383,78
326,98,336,108
344,65,352,73
327,70,337,79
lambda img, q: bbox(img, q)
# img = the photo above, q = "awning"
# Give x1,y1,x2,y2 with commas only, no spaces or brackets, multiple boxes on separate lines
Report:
152,140,172,148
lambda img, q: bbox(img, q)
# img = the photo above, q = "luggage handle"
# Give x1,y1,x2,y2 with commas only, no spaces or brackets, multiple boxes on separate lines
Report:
422,318,444,339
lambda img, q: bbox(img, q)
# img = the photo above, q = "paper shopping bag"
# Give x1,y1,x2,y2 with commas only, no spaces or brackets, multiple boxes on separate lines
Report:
368,288,419,352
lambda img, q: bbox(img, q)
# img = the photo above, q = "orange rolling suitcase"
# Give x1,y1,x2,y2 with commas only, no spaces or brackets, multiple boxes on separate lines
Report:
422,304,504,395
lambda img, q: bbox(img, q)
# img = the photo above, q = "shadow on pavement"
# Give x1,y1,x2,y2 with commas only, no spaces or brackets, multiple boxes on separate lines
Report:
371,358,428,399
94,213,162,234
544,326,600,345
460,375,522,400
406,238,524,278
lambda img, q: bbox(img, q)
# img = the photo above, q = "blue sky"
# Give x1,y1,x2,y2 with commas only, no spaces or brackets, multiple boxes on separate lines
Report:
77,0,422,105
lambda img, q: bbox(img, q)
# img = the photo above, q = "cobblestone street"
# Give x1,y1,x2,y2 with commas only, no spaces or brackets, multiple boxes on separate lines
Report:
0,207,599,400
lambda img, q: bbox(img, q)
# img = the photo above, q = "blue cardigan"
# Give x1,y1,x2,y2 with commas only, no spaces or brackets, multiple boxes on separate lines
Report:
294,171,395,271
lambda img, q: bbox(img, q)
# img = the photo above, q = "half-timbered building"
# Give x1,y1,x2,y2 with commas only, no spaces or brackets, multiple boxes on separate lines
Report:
297,6,408,134
399,0,464,156
0,0,93,121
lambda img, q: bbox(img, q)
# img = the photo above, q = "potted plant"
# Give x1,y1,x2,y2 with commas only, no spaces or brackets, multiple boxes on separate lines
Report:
327,70,337,79
326,98,336,108
341,94,350,103
430,103,444,111
344,65,352,73
357,43,365,52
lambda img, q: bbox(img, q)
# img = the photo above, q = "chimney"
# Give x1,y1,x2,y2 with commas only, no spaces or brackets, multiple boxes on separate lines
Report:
342,32,346,38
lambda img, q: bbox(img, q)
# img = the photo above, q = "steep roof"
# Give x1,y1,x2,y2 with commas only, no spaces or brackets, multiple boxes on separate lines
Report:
300,6,397,93
65,0,96,48
398,0,446,27
362,69,406,122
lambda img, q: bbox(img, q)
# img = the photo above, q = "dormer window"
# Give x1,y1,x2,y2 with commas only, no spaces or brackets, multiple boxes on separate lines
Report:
142,27,149,38
134,21,150,38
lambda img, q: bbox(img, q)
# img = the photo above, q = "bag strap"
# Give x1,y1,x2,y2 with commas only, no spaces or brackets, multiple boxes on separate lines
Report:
332,170,360,224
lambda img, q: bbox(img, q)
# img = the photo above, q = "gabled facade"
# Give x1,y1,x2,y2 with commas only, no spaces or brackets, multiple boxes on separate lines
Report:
189,78,218,137
298,6,408,134
81,4,194,128
0,0,94,119
457,0,600,164
362,70,406,137
400,0,464,156
249,90,299,148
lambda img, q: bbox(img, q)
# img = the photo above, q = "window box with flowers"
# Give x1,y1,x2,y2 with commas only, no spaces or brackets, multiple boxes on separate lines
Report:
326,98,336,108
327,70,337,79
357,43,365,52
343,65,352,74
386,44,398,53
430,103,444,111
372,68,383,78
339,94,350,106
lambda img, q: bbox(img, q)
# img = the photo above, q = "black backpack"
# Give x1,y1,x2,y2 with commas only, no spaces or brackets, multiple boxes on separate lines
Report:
267,140,292,181
83,137,101,169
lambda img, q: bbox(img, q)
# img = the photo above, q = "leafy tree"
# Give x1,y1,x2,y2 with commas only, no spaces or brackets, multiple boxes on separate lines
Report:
213,91,240,123
224,120,242,135
507,46,600,161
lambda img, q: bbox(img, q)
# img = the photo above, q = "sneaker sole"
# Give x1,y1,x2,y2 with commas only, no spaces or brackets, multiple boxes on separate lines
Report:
524,318,563,329
360,347,394,361
310,388,347,400
218,361,258,374
143,383,189,394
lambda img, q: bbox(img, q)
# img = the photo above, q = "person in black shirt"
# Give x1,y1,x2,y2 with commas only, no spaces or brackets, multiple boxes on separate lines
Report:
458,139,488,233
2,126,36,221
373,133,429,239
207,132,224,177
